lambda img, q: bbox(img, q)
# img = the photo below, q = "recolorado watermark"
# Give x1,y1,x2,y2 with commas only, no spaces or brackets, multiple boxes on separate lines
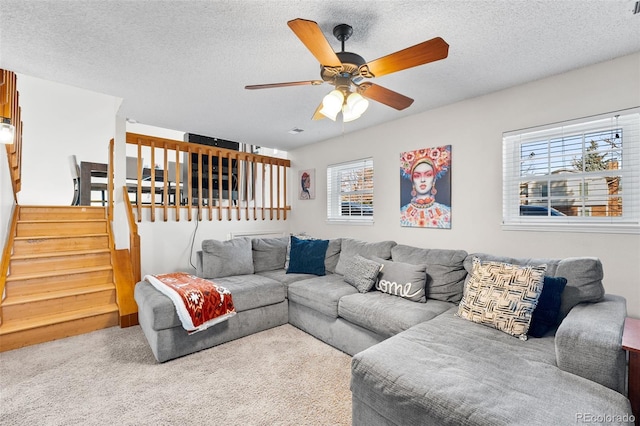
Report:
576,413,635,423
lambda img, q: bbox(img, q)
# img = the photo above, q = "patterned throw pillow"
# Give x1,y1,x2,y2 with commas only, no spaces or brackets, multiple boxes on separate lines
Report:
344,255,384,293
456,257,546,340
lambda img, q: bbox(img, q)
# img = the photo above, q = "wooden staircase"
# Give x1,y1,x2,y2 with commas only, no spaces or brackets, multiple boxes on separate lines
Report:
0,206,120,352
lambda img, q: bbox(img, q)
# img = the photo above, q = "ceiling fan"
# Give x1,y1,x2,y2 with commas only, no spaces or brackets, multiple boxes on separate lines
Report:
245,18,449,122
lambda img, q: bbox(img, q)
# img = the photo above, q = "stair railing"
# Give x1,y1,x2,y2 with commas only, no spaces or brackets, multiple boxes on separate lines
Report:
122,186,141,283
125,132,291,222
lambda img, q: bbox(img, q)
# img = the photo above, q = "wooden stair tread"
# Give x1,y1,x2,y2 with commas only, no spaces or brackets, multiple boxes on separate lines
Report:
0,304,119,335
6,265,113,282
18,219,106,224
11,248,111,261
2,283,115,306
13,233,108,241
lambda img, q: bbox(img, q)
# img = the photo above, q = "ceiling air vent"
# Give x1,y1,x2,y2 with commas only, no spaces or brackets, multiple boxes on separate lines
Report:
288,128,304,135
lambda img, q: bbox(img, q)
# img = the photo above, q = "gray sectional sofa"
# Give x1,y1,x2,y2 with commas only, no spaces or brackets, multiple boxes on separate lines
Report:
134,236,634,425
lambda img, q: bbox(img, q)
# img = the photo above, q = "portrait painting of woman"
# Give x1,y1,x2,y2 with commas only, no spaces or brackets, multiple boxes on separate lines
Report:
298,169,315,200
400,145,451,228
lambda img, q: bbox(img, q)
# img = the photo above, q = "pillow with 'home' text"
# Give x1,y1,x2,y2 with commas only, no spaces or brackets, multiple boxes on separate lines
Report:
372,257,427,303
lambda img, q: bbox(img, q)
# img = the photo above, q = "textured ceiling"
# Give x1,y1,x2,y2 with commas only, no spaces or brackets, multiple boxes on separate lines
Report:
1,1,639,151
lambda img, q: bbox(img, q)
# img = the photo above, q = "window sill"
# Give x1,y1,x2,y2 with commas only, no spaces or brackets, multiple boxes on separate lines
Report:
502,222,640,234
326,218,374,226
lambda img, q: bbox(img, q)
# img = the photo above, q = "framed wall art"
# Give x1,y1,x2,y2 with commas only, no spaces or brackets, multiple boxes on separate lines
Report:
298,168,315,200
400,145,452,228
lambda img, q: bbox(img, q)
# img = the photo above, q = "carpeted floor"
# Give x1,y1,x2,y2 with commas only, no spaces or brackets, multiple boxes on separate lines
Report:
0,324,353,426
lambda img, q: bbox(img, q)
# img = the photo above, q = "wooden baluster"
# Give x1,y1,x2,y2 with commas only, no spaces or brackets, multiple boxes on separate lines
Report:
136,142,143,222
197,148,203,222
275,162,280,220
269,160,274,220
150,142,156,222
235,153,241,220
174,147,180,221
252,159,257,220
207,151,213,220
217,151,222,221
283,162,287,220
245,154,250,221
186,146,193,222
261,163,266,221
227,151,232,221
163,146,168,221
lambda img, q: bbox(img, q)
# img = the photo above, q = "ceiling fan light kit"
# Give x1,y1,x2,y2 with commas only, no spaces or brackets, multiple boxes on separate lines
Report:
245,18,449,123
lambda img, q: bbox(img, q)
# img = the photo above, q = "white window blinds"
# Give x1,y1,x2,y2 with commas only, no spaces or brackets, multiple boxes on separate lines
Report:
503,108,640,233
327,158,374,223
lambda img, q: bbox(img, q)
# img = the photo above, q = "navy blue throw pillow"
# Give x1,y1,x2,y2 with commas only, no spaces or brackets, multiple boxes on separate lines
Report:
528,276,568,338
286,236,329,276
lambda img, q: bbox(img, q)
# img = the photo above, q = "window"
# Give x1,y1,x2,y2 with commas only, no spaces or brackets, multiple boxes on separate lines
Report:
503,108,640,233
327,158,374,224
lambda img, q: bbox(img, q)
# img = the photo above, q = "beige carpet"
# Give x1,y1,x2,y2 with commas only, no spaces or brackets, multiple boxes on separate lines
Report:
0,324,352,426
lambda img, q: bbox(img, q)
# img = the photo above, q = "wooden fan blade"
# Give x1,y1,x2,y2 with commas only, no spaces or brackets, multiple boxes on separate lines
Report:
357,82,414,110
359,37,449,78
245,80,324,90
287,18,342,67
312,101,326,120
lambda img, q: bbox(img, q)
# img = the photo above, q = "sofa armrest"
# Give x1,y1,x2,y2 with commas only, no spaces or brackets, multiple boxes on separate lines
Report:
555,294,627,394
196,250,203,277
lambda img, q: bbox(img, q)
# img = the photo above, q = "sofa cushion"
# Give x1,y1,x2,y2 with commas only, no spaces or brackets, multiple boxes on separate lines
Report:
134,274,284,331
528,276,567,338
334,238,396,276
255,269,319,290
391,245,468,302
344,255,383,293
324,238,342,273
456,257,546,339
201,238,254,279
287,275,358,318
372,257,427,302
338,292,453,337
252,236,288,273
351,311,632,426
465,253,605,319
287,236,329,276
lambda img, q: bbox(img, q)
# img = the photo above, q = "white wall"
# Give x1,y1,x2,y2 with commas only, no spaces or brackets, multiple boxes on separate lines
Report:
288,53,640,318
17,75,122,205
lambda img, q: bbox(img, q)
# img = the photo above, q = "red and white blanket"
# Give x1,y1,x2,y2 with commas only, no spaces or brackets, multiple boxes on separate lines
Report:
144,272,236,334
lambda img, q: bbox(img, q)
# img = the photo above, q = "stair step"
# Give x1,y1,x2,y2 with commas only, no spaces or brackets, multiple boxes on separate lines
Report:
5,268,114,297
19,205,106,221
6,265,113,283
10,250,112,275
12,234,110,255
16,219,108,237
11,248,110,261
2,285,116,321
0,306,119,352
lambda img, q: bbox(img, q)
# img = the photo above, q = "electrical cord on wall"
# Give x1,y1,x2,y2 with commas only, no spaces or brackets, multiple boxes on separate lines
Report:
188,217,200,271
